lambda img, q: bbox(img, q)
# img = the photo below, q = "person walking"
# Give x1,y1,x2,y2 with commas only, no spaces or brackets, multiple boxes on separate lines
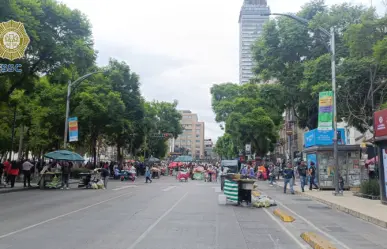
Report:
61,161,71,189
309,161,319,190
283,163,295,194
22,159,34,188
8,161,19,188
268,163,275,185
297,160,308,192
100,167,110,189
145,167,152,183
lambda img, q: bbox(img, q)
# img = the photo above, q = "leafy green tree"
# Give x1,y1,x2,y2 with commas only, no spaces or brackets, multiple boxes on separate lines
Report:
141,100,182,158
103,59,144,162
252,0,372,130
211,82,283,156
74,80,125,166
214,133,238,159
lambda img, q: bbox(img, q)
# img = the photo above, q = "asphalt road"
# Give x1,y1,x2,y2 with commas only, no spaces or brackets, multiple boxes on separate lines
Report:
0,177,386,249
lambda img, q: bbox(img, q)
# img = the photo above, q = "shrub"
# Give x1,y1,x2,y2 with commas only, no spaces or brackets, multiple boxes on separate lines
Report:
71,167,91,179
360,179,380,196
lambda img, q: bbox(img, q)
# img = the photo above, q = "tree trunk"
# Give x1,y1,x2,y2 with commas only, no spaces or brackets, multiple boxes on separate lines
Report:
116,144,123,165
18,125,24,160
92,136,97,168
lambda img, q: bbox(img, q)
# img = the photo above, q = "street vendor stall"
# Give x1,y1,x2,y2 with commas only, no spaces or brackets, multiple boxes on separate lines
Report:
151,166,161,179
223,174,255,205
39,167,62,189
193,166,205,180
40,150,84,189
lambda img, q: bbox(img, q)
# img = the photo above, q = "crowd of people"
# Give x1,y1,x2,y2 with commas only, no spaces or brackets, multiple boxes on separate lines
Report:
238,160,322,195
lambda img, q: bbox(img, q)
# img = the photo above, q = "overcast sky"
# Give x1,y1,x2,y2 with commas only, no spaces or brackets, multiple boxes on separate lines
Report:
61,0,380,142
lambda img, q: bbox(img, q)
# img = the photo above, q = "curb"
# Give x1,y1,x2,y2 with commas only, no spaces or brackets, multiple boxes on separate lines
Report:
300,232,337,249
0,186,39,194
273,208,295,222
278,183,387,229
0,180,78,194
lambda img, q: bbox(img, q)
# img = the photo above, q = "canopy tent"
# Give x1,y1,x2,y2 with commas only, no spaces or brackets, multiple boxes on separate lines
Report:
147,156,160,163
168,162,183,168
44,150,84,161
173,155,193,162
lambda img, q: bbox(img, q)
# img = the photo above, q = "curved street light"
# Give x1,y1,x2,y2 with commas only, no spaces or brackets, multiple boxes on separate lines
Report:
262,12,339,195
64,71,106,149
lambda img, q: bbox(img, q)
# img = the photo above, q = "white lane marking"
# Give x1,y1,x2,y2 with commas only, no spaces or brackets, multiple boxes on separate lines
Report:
162,186,176,192
127,192,189,249
263,208,308,249
213,186,221,193
112,185,137,191
274,199,351,249
0,192,133,239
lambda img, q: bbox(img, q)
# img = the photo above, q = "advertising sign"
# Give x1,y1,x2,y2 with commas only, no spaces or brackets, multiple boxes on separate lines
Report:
304,128,346,148
318,91,333,130
374,109,387,138
68,117,78,142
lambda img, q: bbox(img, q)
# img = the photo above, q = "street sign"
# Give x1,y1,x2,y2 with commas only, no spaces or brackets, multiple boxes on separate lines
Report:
245,144,251,154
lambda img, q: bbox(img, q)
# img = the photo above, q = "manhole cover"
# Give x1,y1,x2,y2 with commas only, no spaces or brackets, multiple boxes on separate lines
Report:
307,205,330,210
294,198,312,201
325,226,347,232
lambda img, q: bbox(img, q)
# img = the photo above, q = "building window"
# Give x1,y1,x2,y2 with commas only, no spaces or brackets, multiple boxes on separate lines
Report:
196,140,200,143
196,124,201,127
196,134,200,138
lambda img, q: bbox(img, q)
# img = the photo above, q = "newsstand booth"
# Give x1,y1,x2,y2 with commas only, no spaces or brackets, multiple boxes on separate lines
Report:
373,109,387,205
303,128,362,190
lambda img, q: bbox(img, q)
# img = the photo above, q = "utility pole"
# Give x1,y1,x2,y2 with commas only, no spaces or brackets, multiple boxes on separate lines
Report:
9,105,17,161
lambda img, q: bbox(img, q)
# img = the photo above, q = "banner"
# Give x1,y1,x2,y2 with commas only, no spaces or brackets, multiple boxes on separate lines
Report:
318,91,333,130
68,117,78,142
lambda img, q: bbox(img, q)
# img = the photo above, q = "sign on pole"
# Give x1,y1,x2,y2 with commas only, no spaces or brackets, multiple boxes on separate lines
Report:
68,117,78,142
245,144,251,154
318,91,333,130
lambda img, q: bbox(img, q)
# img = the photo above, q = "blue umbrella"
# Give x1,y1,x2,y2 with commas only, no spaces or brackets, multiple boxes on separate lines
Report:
44,150,84,161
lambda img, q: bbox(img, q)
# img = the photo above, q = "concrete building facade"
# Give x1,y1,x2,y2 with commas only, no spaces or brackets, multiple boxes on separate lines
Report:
170,110,205,159
239,0,270,84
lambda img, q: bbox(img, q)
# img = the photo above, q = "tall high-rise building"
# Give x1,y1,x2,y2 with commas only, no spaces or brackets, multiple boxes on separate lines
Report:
239,0,270,84
168,110,205,159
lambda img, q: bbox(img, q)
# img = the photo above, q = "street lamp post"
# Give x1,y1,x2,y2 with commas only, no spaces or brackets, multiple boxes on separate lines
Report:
264,13,340,195
63,71,105,149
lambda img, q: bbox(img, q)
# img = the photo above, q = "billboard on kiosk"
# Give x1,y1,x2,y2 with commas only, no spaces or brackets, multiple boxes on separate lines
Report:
374,109,387,138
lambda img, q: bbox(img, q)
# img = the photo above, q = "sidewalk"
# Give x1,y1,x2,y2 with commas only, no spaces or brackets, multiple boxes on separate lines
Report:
275,179,387,228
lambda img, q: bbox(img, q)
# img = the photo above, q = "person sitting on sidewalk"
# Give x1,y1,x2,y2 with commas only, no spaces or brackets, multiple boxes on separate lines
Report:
297,160,308,192
308,161,319,190
283,163,295,194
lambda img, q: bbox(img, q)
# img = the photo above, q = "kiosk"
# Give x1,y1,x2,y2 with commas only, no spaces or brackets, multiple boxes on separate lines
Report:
303,128,363,190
